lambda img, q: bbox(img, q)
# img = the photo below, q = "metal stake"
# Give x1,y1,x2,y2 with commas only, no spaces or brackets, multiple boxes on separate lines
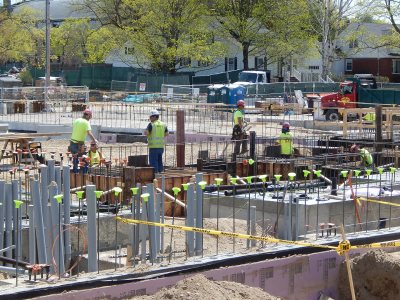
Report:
230,177,237,253
259,175,267,247
214,178,223,255
314,170,322,239
14,200,23,286
95,190,103,273
112,187,122,270
365,169,372,232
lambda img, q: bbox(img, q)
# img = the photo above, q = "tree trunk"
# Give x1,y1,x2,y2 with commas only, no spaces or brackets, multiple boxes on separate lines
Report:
242,42,250,70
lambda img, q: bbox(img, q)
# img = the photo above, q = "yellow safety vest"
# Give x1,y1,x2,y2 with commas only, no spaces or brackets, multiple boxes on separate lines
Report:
278,132,293,155
148,120,166,149
233,109,244,125
359,149,373,166
89,150,101,165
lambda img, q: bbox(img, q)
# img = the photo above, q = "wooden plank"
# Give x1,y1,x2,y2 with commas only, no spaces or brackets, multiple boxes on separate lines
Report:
123,167,136,201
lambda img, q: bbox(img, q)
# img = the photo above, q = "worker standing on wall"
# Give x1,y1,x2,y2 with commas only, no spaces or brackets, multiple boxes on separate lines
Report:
232,100,248,155
277,122,293,158
69,108,97,173
144,110,169,173
350,144,374,168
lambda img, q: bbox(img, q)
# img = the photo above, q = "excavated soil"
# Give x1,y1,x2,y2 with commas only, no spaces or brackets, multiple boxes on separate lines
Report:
133,274,279,300
338,250,400,300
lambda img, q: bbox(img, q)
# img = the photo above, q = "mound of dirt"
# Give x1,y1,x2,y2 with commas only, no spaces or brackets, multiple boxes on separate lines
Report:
338,250,400,300
134,274,279,300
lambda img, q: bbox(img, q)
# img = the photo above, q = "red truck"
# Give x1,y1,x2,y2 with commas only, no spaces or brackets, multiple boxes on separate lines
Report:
317,74,400,121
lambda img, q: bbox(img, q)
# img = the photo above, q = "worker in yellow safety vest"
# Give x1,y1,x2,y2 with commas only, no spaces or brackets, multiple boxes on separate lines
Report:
350,144,373,167
277,122,293,158
88,142,103,167
232,100,248,155
69,108,97,173
363,112,376,122
144,110,169,173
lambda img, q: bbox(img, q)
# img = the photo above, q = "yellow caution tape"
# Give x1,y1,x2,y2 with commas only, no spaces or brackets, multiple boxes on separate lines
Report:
116,217,400,255
337,240,351,255
352,241,400,249
116,216,337,250
357,197,400,207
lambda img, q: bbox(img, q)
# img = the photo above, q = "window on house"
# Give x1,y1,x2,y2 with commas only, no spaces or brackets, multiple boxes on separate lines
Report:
124,46,134,55
226,57,237,71
393,59,400,74
345,59,353,71
308,66,320,70
349,39,358,49
198,60,210,67
180,58,191,67
255,56,264,69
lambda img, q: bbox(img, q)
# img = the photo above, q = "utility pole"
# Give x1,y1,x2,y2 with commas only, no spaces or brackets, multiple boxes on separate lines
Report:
45,0,51,102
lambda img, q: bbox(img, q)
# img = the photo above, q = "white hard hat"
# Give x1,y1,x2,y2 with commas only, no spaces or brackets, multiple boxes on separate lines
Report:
150,110,160,116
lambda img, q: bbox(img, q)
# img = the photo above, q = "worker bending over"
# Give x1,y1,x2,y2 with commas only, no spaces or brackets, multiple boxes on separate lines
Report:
232,100,248,155
277,122,293,158
350,144,373,168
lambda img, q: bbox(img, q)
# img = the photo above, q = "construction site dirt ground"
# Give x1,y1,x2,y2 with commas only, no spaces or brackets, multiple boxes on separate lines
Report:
338,249,400,300
133,274,280,300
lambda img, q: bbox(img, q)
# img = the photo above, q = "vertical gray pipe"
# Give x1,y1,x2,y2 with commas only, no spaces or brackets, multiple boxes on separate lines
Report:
160,175,165,253
55,166,62,193
28,205,35,264
40,165,49,259
250,206,256,247
195,173,203,256
295,197,299,241
62,165,71,266
86,185,97,273
46,204,53,267
140,191,148,263
133,184,141,257
147,183,157,263
0,181,5,253
288,194,293,241
47,159,55,183
0,202,3,251
50,183,65,275
5,184,13,264
47,181,57,274
155,193,161,256
186,183,195,257
12,179,21,258
31,179,47,264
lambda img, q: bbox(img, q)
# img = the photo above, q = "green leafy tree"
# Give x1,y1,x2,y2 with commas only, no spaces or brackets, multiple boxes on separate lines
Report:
306,0,371,79
256,0,316,75
211,0,266,70
80,0,226,73
51,18,91,65
0,7,42,65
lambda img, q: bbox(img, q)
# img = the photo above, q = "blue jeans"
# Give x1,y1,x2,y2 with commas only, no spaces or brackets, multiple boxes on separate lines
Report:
149,148,164,173
69,142,87,173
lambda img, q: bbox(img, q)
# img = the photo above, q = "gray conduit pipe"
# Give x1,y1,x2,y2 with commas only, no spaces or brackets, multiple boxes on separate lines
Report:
63,165,72,267
31,179,48,264
0,181,5,255
86,185,97,273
